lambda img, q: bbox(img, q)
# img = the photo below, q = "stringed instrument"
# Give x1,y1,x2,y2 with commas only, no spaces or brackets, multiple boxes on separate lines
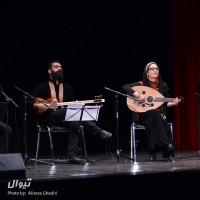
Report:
34,97,105,116
126,86,184,112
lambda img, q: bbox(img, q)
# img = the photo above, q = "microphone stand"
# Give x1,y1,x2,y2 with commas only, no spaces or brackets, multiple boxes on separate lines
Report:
14,86,50,164
0,86,19,153
104,87,133,163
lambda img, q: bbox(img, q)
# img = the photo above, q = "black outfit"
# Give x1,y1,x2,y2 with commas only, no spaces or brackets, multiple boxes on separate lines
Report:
31,80,111,159
0,122,12,153
122,81,174,160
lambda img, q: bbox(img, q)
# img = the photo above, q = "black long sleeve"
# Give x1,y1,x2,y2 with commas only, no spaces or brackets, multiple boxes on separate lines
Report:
122,82,142,96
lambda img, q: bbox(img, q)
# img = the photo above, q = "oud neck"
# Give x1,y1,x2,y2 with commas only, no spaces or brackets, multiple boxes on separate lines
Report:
154,97,175,102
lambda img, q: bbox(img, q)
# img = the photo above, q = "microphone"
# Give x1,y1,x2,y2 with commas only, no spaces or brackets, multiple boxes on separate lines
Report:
0,85,19,107
104,87,113,92
0,85,6,96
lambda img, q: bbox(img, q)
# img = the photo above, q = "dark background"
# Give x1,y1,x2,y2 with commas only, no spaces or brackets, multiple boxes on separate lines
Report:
0,1,173,156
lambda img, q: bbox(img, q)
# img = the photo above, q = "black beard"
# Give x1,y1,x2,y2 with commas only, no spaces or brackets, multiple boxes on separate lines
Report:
51,70,64,82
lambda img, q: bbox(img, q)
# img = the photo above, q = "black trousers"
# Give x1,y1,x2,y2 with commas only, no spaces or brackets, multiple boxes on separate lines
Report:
37,107,104,158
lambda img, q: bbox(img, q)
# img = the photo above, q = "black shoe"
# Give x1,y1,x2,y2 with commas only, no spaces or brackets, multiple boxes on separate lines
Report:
167,143,175,151
162,144,175,160
69,156,87,165
149,154,156,162
162,149,169,158
162,151,175,161
99,130,112,140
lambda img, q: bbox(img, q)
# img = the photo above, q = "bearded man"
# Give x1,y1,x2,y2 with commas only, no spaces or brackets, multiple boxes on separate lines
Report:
30,60,112,164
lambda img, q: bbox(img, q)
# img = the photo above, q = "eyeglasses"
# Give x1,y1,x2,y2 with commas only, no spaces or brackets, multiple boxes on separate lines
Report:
148,67,159,71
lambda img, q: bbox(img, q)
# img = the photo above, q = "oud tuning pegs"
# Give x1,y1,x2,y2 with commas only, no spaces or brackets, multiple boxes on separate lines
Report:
94,95,103,106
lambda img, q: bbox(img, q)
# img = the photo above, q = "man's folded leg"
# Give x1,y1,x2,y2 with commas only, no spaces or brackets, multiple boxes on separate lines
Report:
82,121,112,140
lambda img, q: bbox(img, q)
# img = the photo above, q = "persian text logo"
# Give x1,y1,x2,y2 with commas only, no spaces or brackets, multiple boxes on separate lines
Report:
8,178,32,189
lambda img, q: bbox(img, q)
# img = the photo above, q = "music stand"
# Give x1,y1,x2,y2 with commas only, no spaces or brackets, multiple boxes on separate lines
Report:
0,102,8,152
0,86,18,154
65,103,101,162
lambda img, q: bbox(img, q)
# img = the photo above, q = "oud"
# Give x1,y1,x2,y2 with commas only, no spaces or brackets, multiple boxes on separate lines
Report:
126,86,184,112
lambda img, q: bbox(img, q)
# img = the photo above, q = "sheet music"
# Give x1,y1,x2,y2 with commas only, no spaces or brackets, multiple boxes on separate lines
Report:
65,103,101,122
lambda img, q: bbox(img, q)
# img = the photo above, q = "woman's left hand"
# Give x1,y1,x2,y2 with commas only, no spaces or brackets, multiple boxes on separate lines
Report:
167,97,179,107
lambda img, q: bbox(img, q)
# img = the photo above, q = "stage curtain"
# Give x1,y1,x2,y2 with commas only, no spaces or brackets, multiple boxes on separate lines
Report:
172,0,200,149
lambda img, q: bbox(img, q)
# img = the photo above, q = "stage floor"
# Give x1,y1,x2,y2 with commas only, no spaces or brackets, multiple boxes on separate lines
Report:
25,150,200,179
1,150,200,199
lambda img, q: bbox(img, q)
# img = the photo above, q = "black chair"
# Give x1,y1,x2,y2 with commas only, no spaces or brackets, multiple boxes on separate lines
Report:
34,123,70,165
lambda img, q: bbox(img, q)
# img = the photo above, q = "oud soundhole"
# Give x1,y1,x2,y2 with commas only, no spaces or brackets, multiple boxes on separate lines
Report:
147,96,153,102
